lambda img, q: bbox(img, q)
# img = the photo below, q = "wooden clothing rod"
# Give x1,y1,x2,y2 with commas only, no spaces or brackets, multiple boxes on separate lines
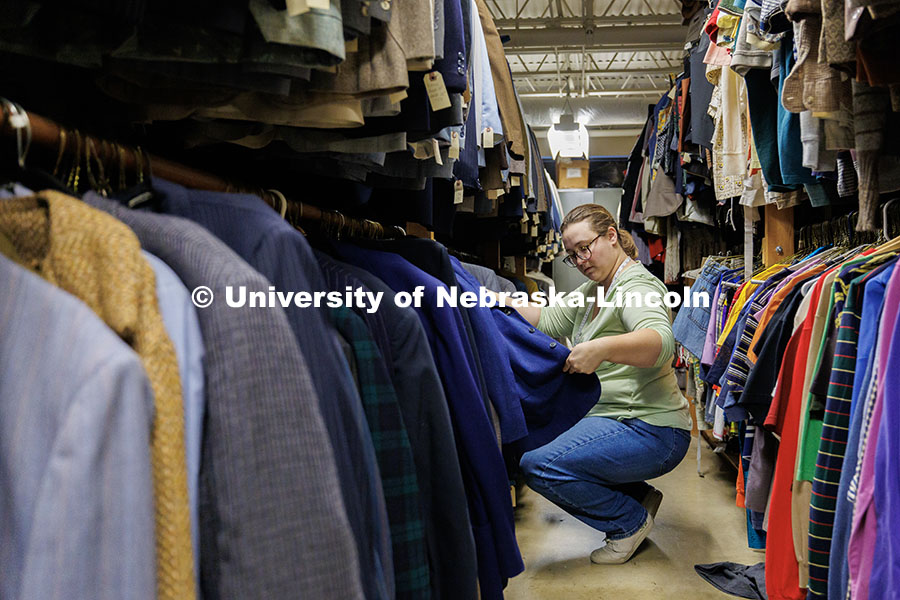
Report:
0,102,336,222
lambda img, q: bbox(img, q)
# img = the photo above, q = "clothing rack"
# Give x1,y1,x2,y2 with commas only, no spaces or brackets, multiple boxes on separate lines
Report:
0,99,402,240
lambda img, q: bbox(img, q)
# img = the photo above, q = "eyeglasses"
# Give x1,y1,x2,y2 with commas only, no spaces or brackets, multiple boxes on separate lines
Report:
563,233,602,267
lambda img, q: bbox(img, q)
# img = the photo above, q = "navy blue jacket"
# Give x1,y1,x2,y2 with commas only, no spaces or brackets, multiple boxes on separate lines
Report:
333,242,524,600
489,307,602,453
450,256,528,443
451,257,600,452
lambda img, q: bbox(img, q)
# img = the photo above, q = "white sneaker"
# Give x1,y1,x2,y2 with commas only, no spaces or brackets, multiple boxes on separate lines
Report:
590,514,654,565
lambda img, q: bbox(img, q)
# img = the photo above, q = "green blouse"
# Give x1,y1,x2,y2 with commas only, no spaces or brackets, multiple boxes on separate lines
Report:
537,264,692,430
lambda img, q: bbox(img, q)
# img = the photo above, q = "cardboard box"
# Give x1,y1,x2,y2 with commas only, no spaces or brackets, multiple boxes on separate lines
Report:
557,158,589,189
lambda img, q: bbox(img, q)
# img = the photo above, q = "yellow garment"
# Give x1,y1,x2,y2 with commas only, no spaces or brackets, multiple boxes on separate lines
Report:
716,263,787,346
0,192,196,600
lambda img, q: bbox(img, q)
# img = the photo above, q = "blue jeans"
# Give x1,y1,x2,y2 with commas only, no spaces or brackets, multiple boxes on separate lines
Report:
672,261,731,359
520,417,691,540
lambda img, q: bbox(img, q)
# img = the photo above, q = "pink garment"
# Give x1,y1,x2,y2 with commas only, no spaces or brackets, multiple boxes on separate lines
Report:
700,282,722,366
703,41,733,67
847,265,900,600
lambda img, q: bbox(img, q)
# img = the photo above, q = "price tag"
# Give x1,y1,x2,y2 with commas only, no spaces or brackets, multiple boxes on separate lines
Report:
510,175,521,187
432,139,443,165
449,131,460,159
412,142,429,160
345,38,358,53
482,127,494,148
521,198,527,210
307,0,330,9
521,221,529,234
389,90,408,105
424,71,451,111
530,225,538,237
287,0,310,15
453,180,464,204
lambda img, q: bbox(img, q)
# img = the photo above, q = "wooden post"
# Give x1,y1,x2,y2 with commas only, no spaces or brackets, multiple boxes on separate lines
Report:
514,256,526,278
762,206,794,267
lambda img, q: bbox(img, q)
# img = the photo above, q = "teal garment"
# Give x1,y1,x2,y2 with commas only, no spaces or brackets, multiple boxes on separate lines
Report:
536,264,692,431
330,307,430,600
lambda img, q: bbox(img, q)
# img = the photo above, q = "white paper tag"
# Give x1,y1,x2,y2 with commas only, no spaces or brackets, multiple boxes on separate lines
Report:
531,225,538,237
521,221,529,234
449,131,460,159
432,139,443,165
482,127,494,148
345,38,359,53
453,180,464,204
424,72,451,111
510,175,521,187
307,0,329,9
287,0,310,15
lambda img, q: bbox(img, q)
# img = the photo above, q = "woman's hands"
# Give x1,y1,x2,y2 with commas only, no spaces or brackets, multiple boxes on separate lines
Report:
563,338,608,374
563,329,665,373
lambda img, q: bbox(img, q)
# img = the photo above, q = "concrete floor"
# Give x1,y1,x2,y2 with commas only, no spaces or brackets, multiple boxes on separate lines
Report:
506,439,763,599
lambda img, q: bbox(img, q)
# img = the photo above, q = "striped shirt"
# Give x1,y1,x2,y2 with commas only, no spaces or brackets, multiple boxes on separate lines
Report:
807,253,896,597
721,270,791,412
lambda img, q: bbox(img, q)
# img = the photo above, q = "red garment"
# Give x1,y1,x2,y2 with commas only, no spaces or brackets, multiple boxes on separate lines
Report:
648,237,665,263
704,7,721,44
763,278,825,600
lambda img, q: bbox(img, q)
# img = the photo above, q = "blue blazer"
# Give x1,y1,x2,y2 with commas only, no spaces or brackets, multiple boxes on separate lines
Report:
451,257,529,443
490,306,602,453
452,258,601,452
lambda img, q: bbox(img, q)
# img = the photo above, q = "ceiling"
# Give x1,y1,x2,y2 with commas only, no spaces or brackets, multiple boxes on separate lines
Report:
486,0,688,141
